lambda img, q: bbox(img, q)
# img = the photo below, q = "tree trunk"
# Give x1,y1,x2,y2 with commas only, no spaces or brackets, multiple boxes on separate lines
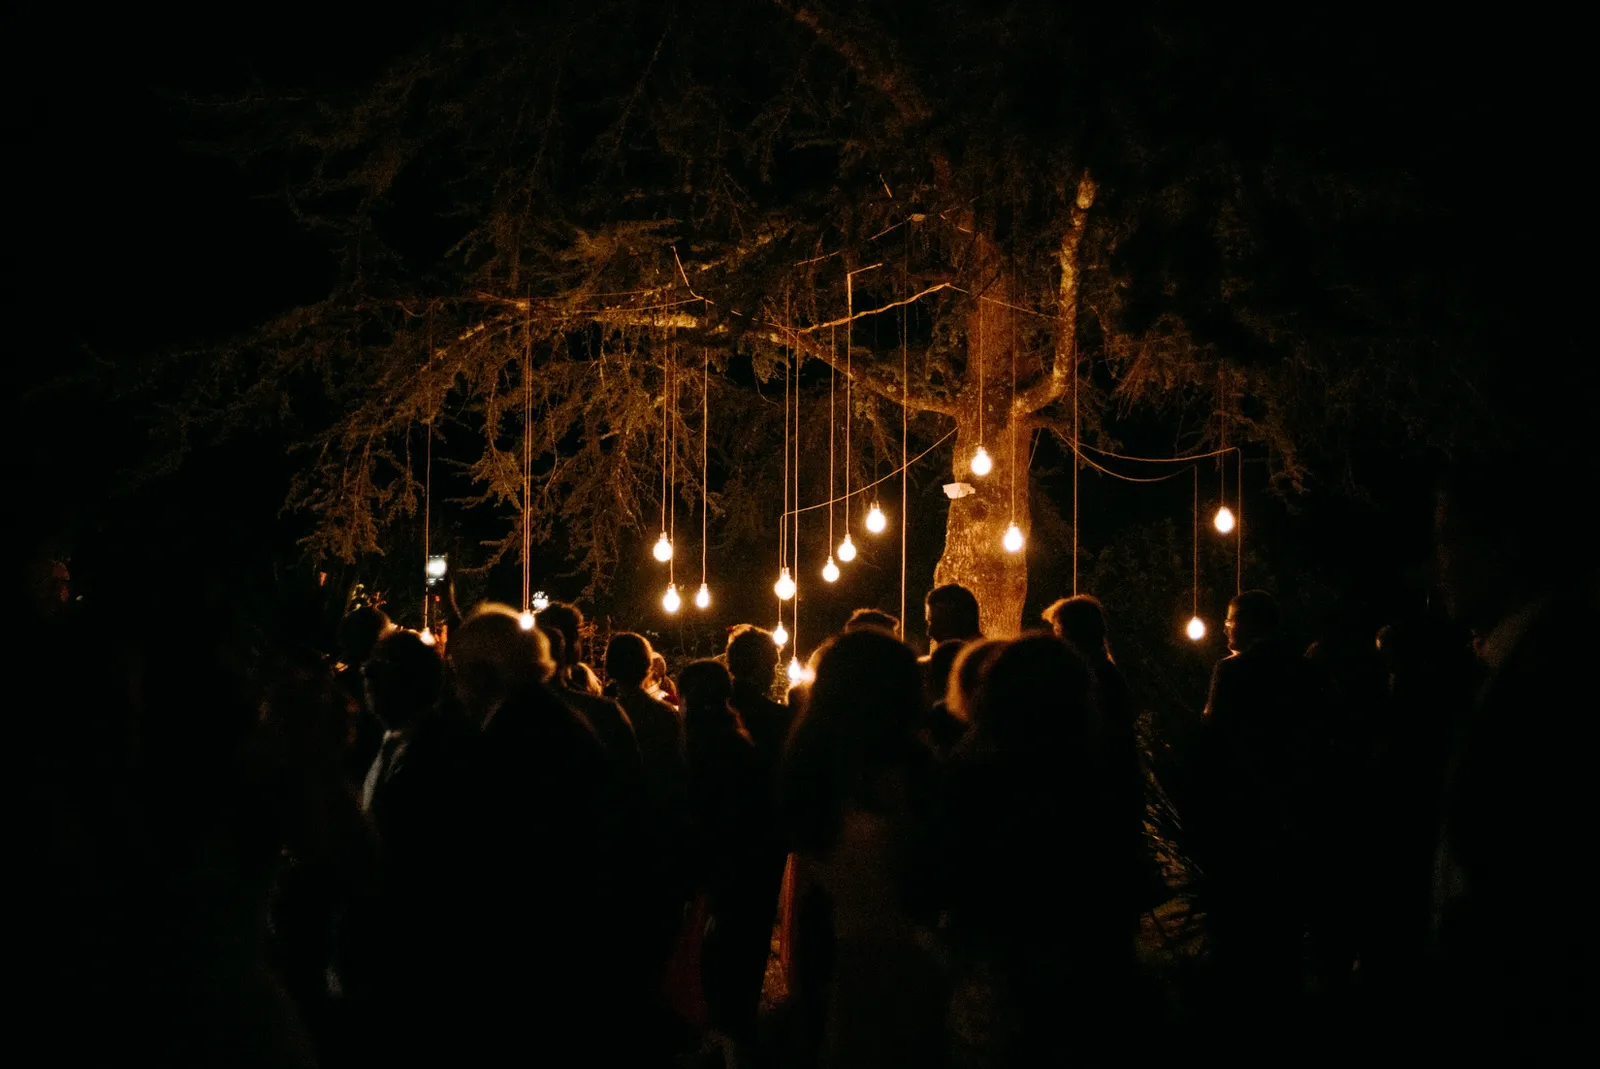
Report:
933,293,1029,638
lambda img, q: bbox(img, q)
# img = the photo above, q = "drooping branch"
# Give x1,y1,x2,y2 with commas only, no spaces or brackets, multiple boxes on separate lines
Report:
1016,172,1097,416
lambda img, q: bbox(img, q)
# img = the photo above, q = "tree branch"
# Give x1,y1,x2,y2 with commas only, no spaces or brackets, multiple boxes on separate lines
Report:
1016,173,1096,416
775,328,957,416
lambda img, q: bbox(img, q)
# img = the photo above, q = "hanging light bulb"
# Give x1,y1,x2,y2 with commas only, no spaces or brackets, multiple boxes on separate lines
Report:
822,557,840,583
772,621,789,647
837,533,856,562
663,583,681,614
866,503,887,534
518,610,535,631
1187,616,1207,641
1003,522,1024,553
787,657,804,685
694,583,711,609
652,533,673,562
970,446,993,477
774,566,796,601
1214,506,1236,534
418,627,436,646
532,591,549,612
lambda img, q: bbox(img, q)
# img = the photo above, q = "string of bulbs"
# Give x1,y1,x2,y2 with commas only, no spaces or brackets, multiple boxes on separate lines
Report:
631,274,1246,651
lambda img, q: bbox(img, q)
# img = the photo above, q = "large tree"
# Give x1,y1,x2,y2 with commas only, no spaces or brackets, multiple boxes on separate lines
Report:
154,1,1478,635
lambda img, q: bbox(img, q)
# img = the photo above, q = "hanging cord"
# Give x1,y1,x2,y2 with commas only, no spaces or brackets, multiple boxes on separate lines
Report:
1079,442,1235,464
522,294,533,613
1236,446,1244,595
1072,295,1079,596
423,303,434,632
660,345,669,540
669,345,676,588
1010,278,1018,524
976,293,985,451
793,337,801,653
844,311,852,531
786,429,955,518
900,243,909,640
828,325,836,555
780,302,790,576
702,347,709,590
1192,466,1200,621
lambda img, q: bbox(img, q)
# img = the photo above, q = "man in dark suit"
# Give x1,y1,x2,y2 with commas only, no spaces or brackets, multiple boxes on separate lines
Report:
1429,457,1599,1058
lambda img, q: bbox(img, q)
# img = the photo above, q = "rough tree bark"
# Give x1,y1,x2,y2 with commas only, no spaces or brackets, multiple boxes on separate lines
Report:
935,284,1030,638
933,175,1095,637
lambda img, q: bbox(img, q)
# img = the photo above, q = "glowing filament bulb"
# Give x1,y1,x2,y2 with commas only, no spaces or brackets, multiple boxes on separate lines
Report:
694,583,711,609
774,567,796,601
663,583,681,613
518,611,535,631
418,628,436,646
1187,616,1207,641
787,657,803,685
1002,522,1024,554
1214,506,1236,534
866,504,887,534
652,533,673,562
837,534,857,562
772,622,789,647
970,446,993,477
822,557,840,583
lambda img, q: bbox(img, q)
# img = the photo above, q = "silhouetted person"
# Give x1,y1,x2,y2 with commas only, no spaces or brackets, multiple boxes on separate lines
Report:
606,632,688,832
779,628,946,1069
336,629,464,1060
675,658,769,1048
1196,589,1319,1026
726,624,790,762
1045,594,1148,931
445,604,641,1060
918,639,970,753
335,605,391,782
925,583,981,649
1429,457,1599,1057
939,634,1134,1061
607,631,691,962
540,600,645,834
844,607,900,635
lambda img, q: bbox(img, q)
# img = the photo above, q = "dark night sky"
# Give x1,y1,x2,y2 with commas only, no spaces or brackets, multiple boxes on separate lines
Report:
7,6,1591,644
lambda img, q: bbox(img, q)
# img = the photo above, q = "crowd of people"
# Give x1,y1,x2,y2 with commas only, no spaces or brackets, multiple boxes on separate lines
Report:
15,457,1596,1066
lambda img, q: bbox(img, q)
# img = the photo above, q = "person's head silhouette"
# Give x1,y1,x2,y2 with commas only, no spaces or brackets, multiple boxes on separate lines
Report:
925,583,981,645
449,603,554,726
1042,594,1111,660
604,632,653,691
844,607,899,636
363,629,443,731
1225,590,1281,654
338,605,392,668
726,624,779,694
538,602,585,670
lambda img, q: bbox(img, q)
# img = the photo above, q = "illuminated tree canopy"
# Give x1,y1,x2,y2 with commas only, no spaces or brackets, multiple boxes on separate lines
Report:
150,1,1485,631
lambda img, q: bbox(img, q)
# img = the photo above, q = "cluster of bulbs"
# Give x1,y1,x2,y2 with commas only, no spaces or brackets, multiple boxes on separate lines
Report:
658,578,715,615
651,532,712,614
